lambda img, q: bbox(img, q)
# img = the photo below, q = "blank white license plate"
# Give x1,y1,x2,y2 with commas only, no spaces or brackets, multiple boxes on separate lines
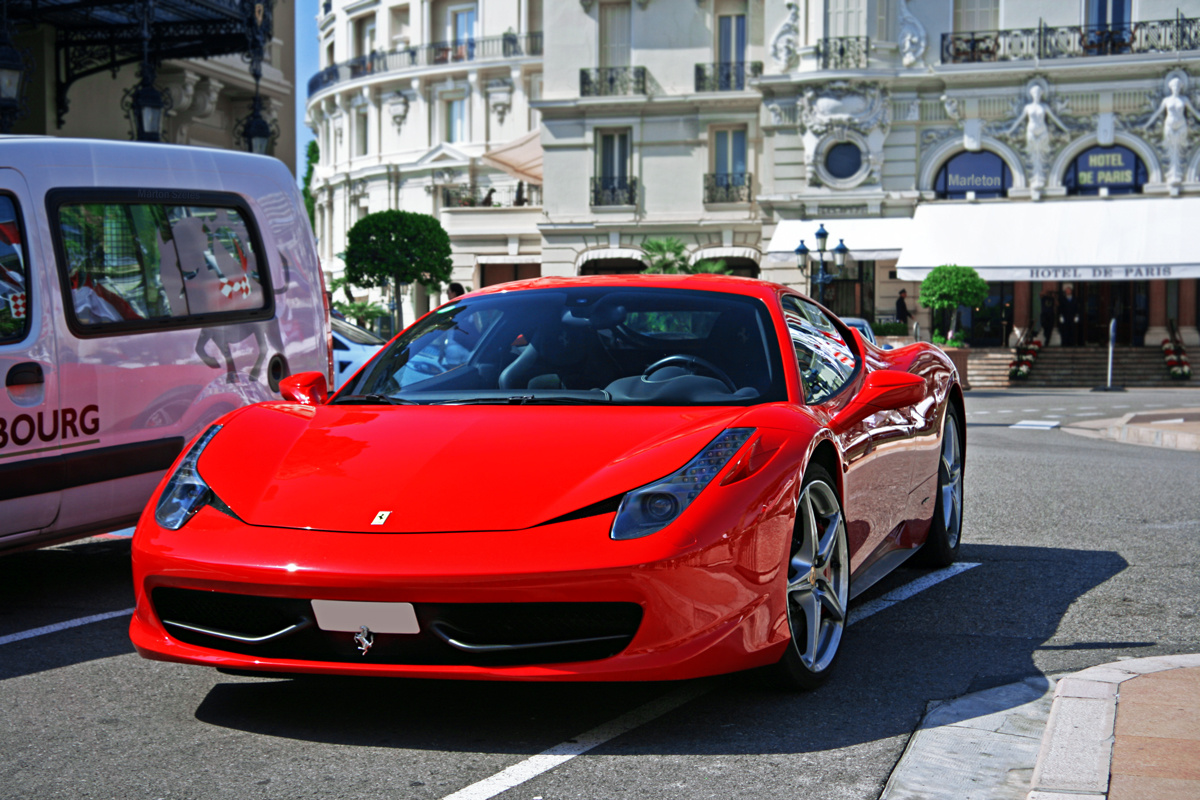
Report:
310,600,420,634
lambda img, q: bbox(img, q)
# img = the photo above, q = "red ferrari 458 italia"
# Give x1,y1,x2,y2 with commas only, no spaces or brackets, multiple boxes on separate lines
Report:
130,275,964,689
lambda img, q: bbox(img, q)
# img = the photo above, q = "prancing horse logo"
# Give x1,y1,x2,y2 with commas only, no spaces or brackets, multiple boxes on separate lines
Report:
354,625,374,655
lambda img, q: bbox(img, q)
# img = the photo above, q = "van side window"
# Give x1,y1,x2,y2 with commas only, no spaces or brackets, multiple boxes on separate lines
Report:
55,200,268,331
0,194,29,344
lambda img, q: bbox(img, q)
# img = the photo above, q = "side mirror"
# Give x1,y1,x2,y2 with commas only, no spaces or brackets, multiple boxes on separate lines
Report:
829,370,925,435
279,371,329,406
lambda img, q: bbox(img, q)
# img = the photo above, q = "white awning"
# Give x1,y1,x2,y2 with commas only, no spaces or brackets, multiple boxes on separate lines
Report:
575,248,645,269
480,127,543,185
476,255,541,264
767,218,912,261
896,198,1200,282
688,246,761,264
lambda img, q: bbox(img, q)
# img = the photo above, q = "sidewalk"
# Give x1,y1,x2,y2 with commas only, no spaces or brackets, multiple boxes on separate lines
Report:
1029,655,1200,800
1061,408,1200,452
882,655,1200,800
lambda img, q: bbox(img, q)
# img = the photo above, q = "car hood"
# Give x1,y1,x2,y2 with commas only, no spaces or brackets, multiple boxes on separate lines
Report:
200,403,750,533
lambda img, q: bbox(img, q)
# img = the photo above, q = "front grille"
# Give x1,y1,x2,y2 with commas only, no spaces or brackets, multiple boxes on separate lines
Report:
151,588,642,667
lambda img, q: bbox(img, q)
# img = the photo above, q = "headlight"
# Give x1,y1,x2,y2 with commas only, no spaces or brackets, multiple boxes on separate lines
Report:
610,428,755,540
155,425,223,530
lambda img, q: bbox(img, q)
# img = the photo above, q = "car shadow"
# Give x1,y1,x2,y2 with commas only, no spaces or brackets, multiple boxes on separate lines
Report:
191,543,1132,756
0,537,135,681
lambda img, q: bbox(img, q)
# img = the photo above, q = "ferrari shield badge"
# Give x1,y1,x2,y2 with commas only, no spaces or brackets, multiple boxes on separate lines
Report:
371,511,391,526
354,625,374,655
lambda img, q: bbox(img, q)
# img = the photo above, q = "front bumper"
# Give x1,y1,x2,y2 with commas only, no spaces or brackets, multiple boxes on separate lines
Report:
130,494,795,682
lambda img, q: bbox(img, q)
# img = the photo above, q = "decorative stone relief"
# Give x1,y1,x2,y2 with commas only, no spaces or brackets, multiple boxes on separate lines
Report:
387,91,410,130
167,74,222,145
898,0,927,68
487,79,513,125
797,82,891,187
1142,70,1200,185
770,2,801,73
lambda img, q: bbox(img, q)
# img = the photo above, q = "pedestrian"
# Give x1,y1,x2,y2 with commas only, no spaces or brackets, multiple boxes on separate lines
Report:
1039,289,1056,344
447,282,466,301
1059,283,1080,346
895,289,911,332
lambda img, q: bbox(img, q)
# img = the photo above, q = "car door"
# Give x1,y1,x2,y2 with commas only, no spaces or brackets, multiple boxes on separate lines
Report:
781,296,906,571
0,169,63,538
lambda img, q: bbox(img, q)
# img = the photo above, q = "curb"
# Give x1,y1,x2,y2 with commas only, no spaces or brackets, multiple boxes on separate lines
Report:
1026,654,1200,800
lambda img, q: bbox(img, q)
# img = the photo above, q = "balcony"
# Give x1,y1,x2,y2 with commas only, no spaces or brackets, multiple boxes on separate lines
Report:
817,36,870,69
308,32,543,96
580,67,647,97
704,173,752,204
694,62,763,92
590,176,638,207
442,183,542,208
941,16,1200,63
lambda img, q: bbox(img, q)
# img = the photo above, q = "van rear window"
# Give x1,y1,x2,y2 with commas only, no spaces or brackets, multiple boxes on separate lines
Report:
0,194,28,343
52,196,270,333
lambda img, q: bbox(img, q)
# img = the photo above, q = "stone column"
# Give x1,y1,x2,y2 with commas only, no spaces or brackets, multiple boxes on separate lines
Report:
1012,281,1031,347
1145,279,1169,347
1179,278,1200,346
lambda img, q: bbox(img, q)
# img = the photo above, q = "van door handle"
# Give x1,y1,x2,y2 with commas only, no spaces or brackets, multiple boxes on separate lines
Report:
6,362,45,387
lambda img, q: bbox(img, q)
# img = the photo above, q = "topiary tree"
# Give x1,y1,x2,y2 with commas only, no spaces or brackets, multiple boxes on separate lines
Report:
919,264,989,342
343,210,452,331
640,237,730,275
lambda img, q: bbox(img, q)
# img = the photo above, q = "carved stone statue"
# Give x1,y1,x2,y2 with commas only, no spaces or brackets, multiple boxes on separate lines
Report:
1005,84,1068,189
1143,76,1200,184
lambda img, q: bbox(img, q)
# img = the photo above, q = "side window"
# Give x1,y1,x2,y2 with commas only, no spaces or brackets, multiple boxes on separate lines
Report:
54,197,269,332
0,194,29,344
782,296,856,405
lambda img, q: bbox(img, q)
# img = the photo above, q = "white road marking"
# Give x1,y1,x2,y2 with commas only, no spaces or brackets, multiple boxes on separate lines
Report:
1010,420,1061,429
0,608,134,647
436,563,982,800
852,563,981,625
1078,406,1097,410
1049,408,1066,411
996,410,1013,413
973,411,990,415
1112,405,1130,409
1146,404,1166,408
1074,412,1103,417
1045,415,1062,419
1021,408,1039,412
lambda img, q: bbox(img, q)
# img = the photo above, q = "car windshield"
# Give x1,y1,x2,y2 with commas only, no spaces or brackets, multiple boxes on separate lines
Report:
343,287,787,405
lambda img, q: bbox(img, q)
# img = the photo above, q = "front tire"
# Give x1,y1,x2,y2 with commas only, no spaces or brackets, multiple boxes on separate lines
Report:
768,464,850,690
917,404,964,568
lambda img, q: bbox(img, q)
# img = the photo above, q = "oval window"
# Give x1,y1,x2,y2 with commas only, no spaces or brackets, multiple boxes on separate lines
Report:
825,143,863,179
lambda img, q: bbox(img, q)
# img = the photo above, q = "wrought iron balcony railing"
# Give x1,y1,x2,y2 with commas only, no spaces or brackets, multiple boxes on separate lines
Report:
308,32,544,96
941,15,1200,63
694,62,763,92
704,173,752,204
441,183,542,208
591,176,638,207
580,67,648,97
817,36,870,69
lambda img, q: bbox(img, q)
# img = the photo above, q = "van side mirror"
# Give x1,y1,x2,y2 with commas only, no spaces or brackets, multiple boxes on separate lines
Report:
279,372,329,406
829,370,925,435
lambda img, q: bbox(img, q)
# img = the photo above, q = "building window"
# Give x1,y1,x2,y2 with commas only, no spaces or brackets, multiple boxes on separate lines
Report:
353,15,376,58
599,2,632,68
934,150,1012,199
953,0,998,32
528,73,543,129
1088,0,1131,27
324,39,335,68
355,109,368,156
447,97,467,143
482,263,541,287
390,4,410,48
1063,145,1147,196
826,0,866,37
448,4,477,60
825,143,863,179
593,129,635,206
707,127,750,203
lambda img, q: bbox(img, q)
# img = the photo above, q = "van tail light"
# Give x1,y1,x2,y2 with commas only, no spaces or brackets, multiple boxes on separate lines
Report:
316,265,334,388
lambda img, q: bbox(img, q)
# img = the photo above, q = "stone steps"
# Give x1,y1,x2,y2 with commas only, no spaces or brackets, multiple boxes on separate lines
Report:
964,346,1189,389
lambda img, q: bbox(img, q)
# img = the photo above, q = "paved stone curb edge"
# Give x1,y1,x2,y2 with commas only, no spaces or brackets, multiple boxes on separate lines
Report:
1026,653,1200,800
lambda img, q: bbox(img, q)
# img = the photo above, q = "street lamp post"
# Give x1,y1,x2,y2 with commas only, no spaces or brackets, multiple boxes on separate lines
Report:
793,224,849,307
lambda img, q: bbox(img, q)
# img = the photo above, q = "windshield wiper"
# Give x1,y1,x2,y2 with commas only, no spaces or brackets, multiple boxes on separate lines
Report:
329,394,418,405
428,394,612,405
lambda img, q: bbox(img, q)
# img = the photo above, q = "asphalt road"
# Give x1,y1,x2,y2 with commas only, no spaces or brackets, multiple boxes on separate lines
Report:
1,388,1197,800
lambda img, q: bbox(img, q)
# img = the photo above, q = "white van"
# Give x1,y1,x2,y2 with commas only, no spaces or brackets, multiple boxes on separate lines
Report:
0,138,330,552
